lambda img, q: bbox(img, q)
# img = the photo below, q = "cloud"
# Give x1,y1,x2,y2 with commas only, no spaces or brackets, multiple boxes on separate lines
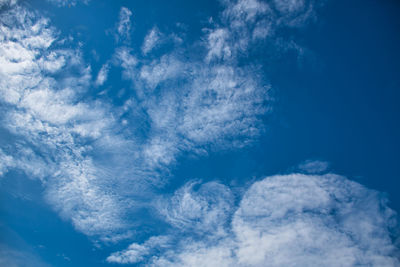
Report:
139,54,184,90
231,174,399,266
114,46,137,80
107,236,171,264
116,7,132,43
0,0,17,8
0,244,50,267
110,173,399,266
0,149,14,177
142,26,162,55
156,181,233,235
0,225,50,267
297,159,330,174
95,63,110,86
272,0,317,27
0,4,138,239
106,0,323,174
0,0,344,254
46,0,89,7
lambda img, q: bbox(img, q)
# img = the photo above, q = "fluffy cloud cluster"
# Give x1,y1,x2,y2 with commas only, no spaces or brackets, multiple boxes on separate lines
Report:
2,2,399,266
109,173,400,266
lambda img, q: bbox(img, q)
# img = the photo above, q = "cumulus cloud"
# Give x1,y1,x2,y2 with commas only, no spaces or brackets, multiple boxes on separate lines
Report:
111,173,399,266
231,174,399,266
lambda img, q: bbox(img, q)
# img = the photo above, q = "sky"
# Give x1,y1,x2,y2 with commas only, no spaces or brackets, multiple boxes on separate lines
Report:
0,0,400,266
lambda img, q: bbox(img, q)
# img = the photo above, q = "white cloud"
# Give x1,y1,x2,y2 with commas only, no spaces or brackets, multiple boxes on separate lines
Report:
139,54,184,90
0,149,14,177
114,46,137,80
274,0,306,14
205,28,232,62
157,181,233,235
109,0,322,174
298,159,330,173
0,0,357,257
114,173,399,266
272,0,317,27
116,7,132,42
46,0,89,7
110,0,320,172
231,174,399,266
95,63,110,86
0,243,50,267
107,236,171,264
0,4,138,239
178,65,268,147
142,26,162,55
0,0,17,8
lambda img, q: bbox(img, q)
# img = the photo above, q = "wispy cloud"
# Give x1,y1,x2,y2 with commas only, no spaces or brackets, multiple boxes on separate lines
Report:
46,0,90,7
95,63,110,86
0,244,50,267
298,159,330,174
0,149,14,177
0,4,137,240
142,26,163,55
0,0,17,8
116,7,132,43
0,225,50,267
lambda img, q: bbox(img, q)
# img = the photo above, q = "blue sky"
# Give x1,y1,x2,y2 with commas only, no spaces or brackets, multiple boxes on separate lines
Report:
0,0,399,266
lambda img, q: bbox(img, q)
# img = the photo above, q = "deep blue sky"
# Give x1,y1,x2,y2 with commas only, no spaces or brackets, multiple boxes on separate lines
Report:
0,0,399,266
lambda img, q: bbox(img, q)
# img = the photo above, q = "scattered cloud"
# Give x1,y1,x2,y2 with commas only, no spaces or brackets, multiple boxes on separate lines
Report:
0,0,320,243
4,3,396,267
